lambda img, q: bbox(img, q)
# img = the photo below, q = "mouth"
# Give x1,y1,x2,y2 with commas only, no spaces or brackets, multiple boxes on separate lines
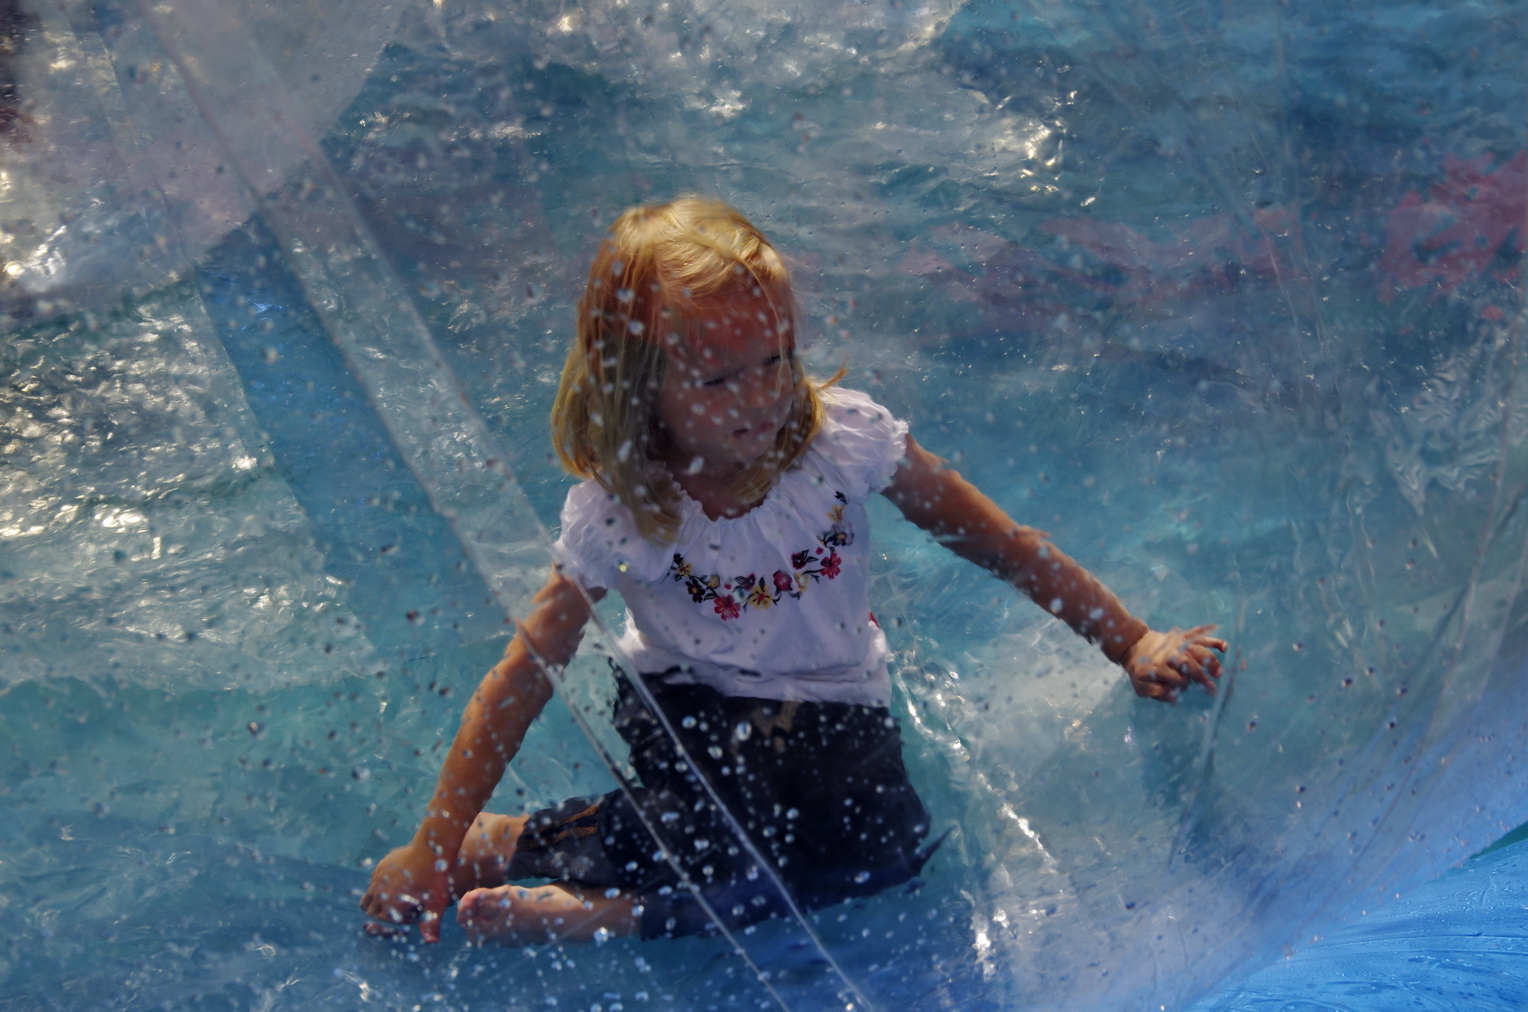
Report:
732,417,782,441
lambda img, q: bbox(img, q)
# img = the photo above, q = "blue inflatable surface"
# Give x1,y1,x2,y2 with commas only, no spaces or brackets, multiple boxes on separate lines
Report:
2,1,1525,1009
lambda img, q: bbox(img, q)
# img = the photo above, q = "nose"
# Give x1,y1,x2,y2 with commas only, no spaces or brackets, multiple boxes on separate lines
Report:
737,362,788,413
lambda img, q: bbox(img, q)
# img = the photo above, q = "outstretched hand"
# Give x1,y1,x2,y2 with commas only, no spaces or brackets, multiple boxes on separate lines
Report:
360,841,453,942
1123,624,1226,703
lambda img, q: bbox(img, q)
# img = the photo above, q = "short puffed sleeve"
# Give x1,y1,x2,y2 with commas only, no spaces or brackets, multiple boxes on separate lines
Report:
552,480,667,590
811,387,910,500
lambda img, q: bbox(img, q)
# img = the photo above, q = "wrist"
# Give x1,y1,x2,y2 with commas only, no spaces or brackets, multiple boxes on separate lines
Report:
413,814,462,855
1103,622,1148,668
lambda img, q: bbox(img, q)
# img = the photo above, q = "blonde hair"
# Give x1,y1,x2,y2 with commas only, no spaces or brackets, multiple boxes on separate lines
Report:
550,197,833,543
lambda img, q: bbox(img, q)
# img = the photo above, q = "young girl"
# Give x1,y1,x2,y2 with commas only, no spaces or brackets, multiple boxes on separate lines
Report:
360,197,1225,945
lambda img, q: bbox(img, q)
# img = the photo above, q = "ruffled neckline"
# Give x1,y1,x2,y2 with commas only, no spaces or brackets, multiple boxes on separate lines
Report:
665,463,804,528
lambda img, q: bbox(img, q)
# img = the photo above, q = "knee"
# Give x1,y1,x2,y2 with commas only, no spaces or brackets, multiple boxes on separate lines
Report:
466,812,525,847
458,813,527,873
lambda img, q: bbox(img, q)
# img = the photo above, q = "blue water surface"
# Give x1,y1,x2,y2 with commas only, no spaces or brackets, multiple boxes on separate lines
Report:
2,0,1526,1009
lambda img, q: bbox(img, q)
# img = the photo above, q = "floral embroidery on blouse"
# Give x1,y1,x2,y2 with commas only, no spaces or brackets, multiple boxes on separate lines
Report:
670,493,853,620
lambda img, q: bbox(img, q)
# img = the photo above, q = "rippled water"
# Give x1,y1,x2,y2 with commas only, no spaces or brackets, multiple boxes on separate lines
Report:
2,0,1526,1009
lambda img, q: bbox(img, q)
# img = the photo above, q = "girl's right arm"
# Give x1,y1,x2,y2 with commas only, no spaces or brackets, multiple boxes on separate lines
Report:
359,569,604,941
885,435,1222,700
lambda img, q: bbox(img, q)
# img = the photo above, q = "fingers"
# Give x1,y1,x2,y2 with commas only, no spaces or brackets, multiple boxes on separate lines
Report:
361,895,419,926
1132,669,1180,703
360,889,403,918
417,882,451,943
1173,626,1227,691
1132,625,1228,704
360,843,457,942
1180,625,1228,654
1176,647,1217,689
358,895,444,943
1172,652,1217,694
360,877,440,943
420,906,443,944
1138,680,1178,703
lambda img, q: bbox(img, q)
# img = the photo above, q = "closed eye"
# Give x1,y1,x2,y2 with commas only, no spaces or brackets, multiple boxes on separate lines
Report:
698,351,791,388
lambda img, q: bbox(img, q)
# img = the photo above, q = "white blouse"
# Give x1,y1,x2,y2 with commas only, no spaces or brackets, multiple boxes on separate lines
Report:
553,387,909,707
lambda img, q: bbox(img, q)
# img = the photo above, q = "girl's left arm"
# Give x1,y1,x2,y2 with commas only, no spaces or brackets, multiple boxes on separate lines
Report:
883,435,1223,702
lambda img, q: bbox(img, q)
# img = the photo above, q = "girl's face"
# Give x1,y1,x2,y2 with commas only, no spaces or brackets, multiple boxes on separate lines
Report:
654,289,795,480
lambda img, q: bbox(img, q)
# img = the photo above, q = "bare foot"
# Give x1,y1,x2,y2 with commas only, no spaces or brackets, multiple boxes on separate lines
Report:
457,882,638,945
